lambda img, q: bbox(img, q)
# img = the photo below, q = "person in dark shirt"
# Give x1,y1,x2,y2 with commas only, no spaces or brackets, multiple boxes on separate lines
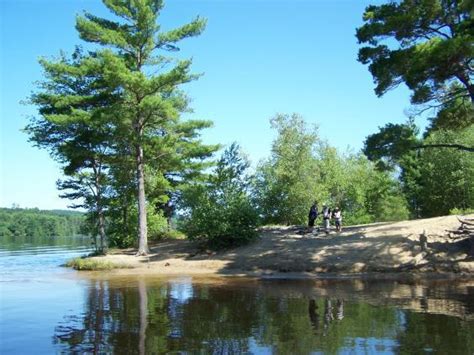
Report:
308,201,318,231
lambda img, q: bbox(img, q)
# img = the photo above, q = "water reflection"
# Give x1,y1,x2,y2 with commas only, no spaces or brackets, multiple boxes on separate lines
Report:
308,299,319,332
53,278,474,354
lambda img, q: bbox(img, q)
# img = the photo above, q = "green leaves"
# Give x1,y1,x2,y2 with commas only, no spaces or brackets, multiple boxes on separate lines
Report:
180,144,259,249
415,125,474,216
363,122,420,171
156,17,207,51
28,1,214,251
255,114,320,225
356,0,474,104
363,119,474,218
254,114,407,225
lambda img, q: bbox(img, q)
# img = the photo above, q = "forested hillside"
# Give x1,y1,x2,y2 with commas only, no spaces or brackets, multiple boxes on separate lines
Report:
0,208,85,237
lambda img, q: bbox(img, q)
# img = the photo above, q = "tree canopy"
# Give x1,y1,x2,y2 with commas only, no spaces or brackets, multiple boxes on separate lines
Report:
27,0,216,254
356,0,474,106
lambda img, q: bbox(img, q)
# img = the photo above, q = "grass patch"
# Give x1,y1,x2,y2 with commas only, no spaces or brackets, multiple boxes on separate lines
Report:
66,257,131,271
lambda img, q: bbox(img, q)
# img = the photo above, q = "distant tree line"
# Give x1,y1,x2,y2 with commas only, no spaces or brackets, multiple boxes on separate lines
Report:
0,208,86,238
26,0,473,251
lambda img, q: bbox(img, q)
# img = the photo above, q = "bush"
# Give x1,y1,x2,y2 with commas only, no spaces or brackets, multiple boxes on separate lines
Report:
179,143,260,249
182,191,259,248
374,194,410,222
157,229,186,240
450,208,474,215
106,205,169,248
147,208,170,242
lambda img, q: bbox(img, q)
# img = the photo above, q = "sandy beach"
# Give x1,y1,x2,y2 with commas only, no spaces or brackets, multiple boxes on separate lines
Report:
85,214,474,278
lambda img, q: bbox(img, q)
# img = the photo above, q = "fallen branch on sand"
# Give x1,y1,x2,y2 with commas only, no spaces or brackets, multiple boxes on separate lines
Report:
457,217,474,226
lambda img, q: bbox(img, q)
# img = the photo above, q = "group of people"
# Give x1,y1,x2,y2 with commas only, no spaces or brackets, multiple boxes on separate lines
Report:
308,202,342,234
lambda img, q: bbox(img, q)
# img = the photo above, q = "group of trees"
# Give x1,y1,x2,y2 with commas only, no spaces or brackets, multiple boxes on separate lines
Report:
0,208,85,238
364,121,474,217
27,0,473,251
179,114,410,246
27,0,217,254
358,0,474,217
180,143,259,248
253,114,409,226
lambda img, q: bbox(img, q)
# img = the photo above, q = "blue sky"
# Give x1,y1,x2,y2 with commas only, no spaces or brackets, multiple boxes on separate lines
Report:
0,0,415,210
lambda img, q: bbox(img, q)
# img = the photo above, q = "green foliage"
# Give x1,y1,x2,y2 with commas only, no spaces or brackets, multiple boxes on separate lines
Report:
74,0,212,254
180,143,259,249
0,207,86,238
450,207,474,215
426,89,474,132
364,121,474,218
146,208,169,241
372,194,410,222
27,1,216,252
26,48,116,254
254,114,321,225
356,0,474,105
158,228,186,240
415,126,474,216
363,122,420,171
255,114,409,226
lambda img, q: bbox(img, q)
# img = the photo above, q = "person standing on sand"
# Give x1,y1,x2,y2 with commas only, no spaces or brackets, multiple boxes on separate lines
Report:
308,201,318,231
333,207,342,232
322,205,331,234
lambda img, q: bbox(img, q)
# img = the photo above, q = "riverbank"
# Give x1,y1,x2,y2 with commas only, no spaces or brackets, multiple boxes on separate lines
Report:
83,214,474,277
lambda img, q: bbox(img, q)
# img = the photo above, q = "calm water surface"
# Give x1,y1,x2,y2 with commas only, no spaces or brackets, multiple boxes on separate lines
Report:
1,236,474,354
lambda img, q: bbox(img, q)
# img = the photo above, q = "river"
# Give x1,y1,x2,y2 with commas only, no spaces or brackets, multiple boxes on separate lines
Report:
1,235,474,354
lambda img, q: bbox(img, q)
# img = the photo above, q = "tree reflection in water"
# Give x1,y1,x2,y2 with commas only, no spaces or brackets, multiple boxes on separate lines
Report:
308,299,319,333
138,279,147,355
53,278,474,354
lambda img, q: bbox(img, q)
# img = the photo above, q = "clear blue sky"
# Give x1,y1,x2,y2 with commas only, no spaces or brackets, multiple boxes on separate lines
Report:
0,0,415,210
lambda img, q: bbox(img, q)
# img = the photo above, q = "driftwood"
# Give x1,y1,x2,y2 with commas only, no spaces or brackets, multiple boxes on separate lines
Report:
446,229,472,235
457,217,474,226
446,217,474,256
448,233,471,240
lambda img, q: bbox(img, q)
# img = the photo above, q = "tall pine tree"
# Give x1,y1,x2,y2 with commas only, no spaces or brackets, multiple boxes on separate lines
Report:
75,0,207,254
29,1,213,254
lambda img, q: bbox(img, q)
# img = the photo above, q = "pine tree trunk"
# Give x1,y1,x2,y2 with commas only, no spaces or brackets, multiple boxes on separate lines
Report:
93,163,107,254
136,143,148,255
98,209,106,254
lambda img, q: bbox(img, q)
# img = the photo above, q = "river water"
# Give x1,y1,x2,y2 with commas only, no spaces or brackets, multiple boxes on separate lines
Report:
1,236,474,354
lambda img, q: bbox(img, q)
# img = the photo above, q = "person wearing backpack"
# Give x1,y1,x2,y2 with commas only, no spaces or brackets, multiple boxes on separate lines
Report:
308,201,319,231
322,205,331,234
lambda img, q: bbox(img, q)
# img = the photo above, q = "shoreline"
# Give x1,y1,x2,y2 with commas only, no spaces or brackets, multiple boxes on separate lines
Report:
75,268,474,282
78,214,474,279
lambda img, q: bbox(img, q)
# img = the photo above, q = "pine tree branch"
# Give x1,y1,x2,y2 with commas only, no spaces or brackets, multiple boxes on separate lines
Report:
413,144,474,152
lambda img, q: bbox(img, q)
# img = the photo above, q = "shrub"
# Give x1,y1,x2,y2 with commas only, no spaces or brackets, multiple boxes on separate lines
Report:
182,190,259,248
179,144,260,249
450,208,474,215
